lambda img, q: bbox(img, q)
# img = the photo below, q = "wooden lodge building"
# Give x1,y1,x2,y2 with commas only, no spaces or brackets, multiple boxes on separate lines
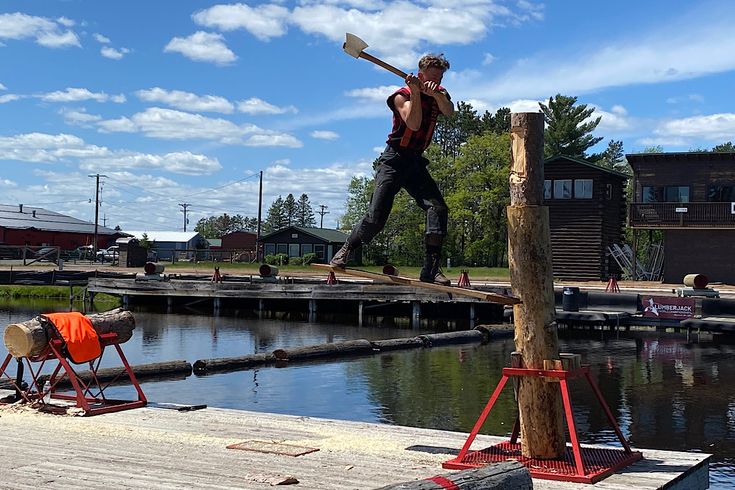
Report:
544,156,629,281
258,226,353,263
627,151,735,285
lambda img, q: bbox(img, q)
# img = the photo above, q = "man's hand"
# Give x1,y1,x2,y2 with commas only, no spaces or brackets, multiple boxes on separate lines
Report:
405,73,422,93
422,80,441,98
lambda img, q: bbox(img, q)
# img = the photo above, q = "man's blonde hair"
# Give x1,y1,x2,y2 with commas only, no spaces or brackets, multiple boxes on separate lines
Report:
418,53,450,72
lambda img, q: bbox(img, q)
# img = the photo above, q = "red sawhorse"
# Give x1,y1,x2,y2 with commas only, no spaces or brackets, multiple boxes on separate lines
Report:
443,365,642,484
0,331,146,416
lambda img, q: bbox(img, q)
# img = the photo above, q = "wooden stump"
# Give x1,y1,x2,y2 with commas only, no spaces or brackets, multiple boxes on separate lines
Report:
3,308,136,358
375,461,532,489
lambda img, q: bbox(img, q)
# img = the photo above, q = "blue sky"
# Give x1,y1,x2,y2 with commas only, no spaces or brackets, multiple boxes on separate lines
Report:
1,1,734,232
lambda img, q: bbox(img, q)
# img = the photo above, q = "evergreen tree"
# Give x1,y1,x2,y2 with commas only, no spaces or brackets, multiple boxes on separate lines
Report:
295,193,316,227
194,213,254,238
713,141,735,152
283,194,297,226
540,94,603,158
263,196,287,234
596,139,626,169
433,101,482,159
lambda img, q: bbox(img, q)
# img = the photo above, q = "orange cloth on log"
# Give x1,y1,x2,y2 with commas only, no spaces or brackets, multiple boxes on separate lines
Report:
43,312,101,363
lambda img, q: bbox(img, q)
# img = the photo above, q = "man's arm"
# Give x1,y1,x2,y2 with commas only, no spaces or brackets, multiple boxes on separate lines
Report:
396,74,424,131
423,81,454,116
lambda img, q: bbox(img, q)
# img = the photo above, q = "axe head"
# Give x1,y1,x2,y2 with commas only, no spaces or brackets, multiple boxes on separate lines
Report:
343,32,368,58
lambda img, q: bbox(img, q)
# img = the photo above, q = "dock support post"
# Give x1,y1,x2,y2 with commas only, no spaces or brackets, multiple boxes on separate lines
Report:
507,112,565,459
469,303,476,329
412,301,421,329
358,300,364,327
258,299,265,319
308,299,317,323
167,296,173,313
122,294,129,307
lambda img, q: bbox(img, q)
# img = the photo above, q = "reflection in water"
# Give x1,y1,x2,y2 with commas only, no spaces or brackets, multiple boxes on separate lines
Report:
0,301,733,487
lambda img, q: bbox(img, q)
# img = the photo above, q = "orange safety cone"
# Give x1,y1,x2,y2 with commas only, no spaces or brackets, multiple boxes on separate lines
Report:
605,276,620,293
211,267,222,283
457,269,471,287
326,270,338,285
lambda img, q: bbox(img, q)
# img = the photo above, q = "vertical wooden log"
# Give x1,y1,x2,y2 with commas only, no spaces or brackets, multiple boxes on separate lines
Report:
507,112,566,459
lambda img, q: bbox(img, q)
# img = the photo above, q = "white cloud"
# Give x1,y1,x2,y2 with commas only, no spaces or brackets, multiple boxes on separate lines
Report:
482,53,495,66
237,97,297,115
0,178,17,187
97,107,303,147
345,85,401,102
459,15,735,104
56,17,75,28
0,83,6,90
0,12,80,48
136,87,234,113
193,4,290,41
0,132,222,175
0,94,20,104
653,113,735,143
93,33,110,44
101,46,130,60
666,93,705,104
38,88,126,103
59,108,102,127
164,31,236,65
311,130,339,140
593,104,632,133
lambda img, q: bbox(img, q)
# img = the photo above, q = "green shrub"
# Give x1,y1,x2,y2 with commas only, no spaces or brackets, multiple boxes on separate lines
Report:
290,256,303,266
275,253,289,265
264,254,277,265
302,253,318,265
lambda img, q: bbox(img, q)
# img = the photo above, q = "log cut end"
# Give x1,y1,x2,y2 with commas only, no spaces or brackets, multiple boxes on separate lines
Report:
4,320,49,358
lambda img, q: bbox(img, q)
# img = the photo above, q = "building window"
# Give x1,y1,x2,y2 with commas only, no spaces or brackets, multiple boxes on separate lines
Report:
264,243,275,256
544,180,552,200
664,186,689,203
289,244,300,257
314,244,325,259
642,186,662,203
574,179,593,199
301,244,313,255
708,184,735,202
276,243,287,255
553,179,572,199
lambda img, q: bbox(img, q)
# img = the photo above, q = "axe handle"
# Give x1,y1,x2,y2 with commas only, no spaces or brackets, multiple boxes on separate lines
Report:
359,52,408,79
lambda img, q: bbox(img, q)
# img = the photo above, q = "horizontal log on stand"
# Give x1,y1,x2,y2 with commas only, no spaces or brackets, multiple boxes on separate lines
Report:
375,461,532,489
3,308,135,359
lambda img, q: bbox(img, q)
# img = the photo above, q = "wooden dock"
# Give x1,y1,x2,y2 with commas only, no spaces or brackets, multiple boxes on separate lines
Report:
0,396,710,489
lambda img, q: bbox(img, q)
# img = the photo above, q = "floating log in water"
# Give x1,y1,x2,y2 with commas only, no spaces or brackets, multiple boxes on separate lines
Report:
40,360,192,388
419,330,486,347
193,353,276,374
375,461,532,489
371,337,425,351
273,339,375,361
3,308,135,359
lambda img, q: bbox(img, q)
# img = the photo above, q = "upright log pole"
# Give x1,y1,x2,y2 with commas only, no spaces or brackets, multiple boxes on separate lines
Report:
507,112,566,459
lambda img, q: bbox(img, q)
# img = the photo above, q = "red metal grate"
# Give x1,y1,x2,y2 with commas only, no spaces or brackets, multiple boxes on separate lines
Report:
444,441,642,484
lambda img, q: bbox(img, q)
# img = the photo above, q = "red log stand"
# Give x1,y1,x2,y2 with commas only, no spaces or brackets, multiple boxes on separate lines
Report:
0,331,146,416
443,365,642,484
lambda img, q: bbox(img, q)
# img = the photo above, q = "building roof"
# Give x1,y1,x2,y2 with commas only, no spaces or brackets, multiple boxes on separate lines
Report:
260,226,348,243
545,155,630,179
124,230,201,243
626,151,735,165
0,204,121,235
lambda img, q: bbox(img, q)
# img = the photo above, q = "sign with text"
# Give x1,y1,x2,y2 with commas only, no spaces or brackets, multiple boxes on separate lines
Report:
641,296,695,320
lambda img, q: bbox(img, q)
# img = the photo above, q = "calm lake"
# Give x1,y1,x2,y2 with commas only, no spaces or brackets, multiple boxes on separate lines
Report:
1,299,733,488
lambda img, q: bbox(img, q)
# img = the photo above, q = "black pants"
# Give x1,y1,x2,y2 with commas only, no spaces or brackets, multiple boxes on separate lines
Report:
348,146,448,247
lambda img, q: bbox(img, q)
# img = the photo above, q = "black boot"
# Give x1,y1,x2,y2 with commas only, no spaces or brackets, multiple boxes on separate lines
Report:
330,242,353,268
420,248,451,285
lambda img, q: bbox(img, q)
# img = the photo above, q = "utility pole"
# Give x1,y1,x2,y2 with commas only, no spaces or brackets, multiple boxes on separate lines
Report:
257,170,263,261
88,173,107,255
179,203,190,232
317,204,329,228
102,214,107,227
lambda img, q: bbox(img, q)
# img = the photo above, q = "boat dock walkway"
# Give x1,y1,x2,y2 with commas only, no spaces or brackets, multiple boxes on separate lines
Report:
0,397,710,489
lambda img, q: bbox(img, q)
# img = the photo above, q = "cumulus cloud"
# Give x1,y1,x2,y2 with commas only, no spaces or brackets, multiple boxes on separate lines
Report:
653,113,735,143
93,33,110,44
38,87,126,103
97,107,302,147
0,12,80,48
136,87,234,113
237,97,297,115
101,46,130,60
345,85,401,102
0,132,222,175
164,31,236,65
0,94,20,104
0,83,6,90
59,108,102,127
310,130,339,140
193,4,290,41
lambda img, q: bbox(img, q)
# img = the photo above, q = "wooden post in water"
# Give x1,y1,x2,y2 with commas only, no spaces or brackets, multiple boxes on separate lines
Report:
507,112,565,459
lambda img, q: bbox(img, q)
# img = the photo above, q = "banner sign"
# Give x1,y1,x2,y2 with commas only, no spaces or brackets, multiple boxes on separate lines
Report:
641,296,695,320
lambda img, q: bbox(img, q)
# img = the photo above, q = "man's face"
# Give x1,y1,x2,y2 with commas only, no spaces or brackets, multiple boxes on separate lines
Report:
418,67,444,85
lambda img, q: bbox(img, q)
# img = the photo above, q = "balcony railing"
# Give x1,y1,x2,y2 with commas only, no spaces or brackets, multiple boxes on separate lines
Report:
629,202,735,228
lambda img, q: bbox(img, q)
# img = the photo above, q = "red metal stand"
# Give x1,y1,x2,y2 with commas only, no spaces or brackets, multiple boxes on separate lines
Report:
326,271,338,285
605,276,620,293
443,366,642,483
211,267,222,283
0,331,146,416
457,270,471,287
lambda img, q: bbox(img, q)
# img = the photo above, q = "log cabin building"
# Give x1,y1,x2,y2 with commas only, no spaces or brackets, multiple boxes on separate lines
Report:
258,226,354,264
544,156,629,281
627,151,735,285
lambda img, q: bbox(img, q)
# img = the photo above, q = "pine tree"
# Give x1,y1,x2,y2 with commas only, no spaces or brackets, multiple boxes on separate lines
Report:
263,196,287,234
540,94,603,159
295,193,316,227
713,142,735,152
283,194,296,226
596,140,626,169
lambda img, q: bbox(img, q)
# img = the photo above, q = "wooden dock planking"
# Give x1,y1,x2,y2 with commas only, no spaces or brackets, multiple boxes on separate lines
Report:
0,396,709,490
312,264,521,305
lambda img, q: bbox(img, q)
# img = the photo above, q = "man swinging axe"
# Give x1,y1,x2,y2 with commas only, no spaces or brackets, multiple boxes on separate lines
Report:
332,45,455,285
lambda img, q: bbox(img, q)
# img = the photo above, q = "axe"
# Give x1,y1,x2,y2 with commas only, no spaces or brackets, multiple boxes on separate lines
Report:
343,33,408,79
